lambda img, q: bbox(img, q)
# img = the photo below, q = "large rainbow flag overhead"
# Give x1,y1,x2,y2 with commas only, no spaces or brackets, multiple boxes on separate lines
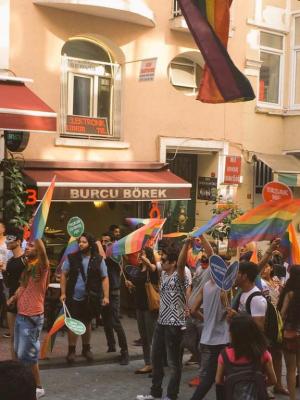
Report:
107,219,166,257
178,0,255,103
229,199,300,247
30,176,56,241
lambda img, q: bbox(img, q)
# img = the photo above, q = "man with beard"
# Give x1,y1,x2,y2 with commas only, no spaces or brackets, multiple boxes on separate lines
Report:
7,237,49,399
60,233,109,364
99,232,129,365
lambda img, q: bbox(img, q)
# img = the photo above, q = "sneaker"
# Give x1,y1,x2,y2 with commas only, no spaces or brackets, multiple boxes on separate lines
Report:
188,376,200,387
82,349,94,362
185,355,198,365
2,332,11,339
36,387,46,399
66,351,76,364
120,351,129,365
136,395,160,400
267,388,275,399
135,365,152,374
133,338,143,346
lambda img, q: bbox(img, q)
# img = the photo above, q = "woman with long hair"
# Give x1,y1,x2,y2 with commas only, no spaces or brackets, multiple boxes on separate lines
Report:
216,313,276,399
125,246,159,374
277,266,300,400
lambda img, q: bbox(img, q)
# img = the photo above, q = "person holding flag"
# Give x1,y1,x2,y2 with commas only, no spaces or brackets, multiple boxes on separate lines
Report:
7,238,50,400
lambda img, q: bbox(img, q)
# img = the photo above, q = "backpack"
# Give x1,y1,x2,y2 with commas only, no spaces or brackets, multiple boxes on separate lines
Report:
221,349,268,400
234,291,283,346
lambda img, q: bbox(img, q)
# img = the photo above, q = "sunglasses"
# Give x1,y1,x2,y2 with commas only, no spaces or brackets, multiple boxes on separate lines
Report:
5,235,18,243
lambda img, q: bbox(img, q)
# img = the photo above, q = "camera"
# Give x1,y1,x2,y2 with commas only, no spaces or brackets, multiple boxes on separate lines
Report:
271,254,286,278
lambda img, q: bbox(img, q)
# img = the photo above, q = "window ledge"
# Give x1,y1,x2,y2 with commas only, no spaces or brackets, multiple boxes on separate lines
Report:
247,18,288,34
169,16,189,33
55,136,130,149
255,107,300,116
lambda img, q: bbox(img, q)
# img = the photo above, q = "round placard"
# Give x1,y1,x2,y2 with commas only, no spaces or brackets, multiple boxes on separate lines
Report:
67,217,85,238
262,181,293,202
65,317,86,336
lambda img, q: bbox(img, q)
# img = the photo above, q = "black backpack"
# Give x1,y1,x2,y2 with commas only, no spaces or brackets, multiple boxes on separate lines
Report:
234,291,282,346
221,349,268,400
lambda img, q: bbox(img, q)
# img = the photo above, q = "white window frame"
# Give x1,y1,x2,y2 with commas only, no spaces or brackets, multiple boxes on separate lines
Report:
257,30,284,109
172,0,182,18
169,59,199,96
290,15,300,110
61,55,119,139
67,73,94,117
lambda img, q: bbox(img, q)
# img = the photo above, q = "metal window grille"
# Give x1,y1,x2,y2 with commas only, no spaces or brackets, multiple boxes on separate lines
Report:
173,0,182,17
255,160,273,193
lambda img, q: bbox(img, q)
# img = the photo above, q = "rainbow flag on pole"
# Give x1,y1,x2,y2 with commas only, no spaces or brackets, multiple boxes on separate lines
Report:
55,236,79,274
40,310,65,359
280,224,300,265
229,199,300,247
107,219,166,257
178,0,255,103
30,176,56,241
125,218,151,227
163,232,188,238
191,209,231,237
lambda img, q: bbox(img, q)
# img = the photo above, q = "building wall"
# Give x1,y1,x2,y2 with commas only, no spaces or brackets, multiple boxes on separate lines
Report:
4,0,300,217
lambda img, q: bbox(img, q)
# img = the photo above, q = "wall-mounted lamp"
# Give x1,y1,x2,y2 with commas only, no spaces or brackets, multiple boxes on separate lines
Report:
94,201,104,208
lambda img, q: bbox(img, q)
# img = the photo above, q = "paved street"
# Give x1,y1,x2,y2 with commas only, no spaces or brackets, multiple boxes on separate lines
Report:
40,359,290,400
41,359,203,400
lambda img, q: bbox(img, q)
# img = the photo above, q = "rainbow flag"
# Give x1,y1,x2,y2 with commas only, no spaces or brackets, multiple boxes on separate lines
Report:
187,245,203,268
125,218,150,227
191,209,231,237
55,236,79,274
178,0,255,103
249,242,259,264
163,232,188,238
107,219,166,257
229,199,300,248
40,310,65,359
30,176,56,241
281,224,300,265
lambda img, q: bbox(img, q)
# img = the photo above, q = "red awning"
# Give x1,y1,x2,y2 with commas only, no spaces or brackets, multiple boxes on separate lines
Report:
24,166,191,201
0,80,57,132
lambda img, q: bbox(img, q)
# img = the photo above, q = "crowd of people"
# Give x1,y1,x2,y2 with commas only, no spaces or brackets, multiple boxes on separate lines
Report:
0,218,299,400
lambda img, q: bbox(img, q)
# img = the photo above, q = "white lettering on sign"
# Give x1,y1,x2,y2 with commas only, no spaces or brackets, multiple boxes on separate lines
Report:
69,188,169,200
70,189,79,199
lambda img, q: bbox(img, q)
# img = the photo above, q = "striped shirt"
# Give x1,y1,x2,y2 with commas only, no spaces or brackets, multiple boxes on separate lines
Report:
17,265,49,316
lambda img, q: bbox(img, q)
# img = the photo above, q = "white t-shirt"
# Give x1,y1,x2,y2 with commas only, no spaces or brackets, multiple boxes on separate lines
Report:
238,286,267,317
184,266,192,286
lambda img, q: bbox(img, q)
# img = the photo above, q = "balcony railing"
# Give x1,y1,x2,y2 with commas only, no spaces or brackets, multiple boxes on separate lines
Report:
172,0,182,17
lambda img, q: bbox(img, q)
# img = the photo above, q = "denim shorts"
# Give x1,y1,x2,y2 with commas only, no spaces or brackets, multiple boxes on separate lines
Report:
14,314,44,364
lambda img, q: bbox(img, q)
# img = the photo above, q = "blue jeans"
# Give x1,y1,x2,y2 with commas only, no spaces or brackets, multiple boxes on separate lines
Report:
191,344,226,400
14,314,44,364
151,323,183,400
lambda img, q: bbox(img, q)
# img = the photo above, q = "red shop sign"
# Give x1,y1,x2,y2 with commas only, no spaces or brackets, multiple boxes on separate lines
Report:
223,156,242,184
